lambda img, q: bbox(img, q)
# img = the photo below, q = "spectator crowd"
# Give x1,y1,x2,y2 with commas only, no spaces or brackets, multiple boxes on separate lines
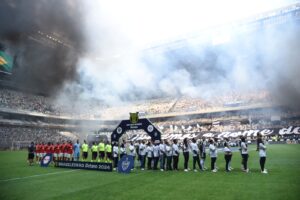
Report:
0,88,275,119
0,126,79,149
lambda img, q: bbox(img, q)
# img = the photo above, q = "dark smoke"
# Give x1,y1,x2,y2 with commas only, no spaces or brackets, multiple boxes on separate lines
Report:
0,0,85,95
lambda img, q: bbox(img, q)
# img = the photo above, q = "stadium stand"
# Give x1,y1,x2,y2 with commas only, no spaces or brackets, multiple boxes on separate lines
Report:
0,126,79,150
0,87,274,119
0,88,57,115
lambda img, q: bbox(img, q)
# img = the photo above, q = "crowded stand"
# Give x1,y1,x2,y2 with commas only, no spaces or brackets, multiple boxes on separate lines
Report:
0,88,58,115
0,87,275,119
155,118,300,133
171,90,272,113
1,88,300,150
1,86,299,151
0,126,79,149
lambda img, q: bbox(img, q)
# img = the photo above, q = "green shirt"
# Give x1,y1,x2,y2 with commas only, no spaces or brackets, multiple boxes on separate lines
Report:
91,145,98,152
98,143,105,152
106,144,112,153
82,143,89,152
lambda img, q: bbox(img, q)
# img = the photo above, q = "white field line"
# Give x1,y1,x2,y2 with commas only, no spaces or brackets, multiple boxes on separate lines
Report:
0,169,79,182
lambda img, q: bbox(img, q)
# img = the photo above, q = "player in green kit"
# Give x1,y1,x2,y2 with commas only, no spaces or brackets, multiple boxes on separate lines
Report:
81,140,89,161
91,142,98,162
105,141,112,163
98,140,105,162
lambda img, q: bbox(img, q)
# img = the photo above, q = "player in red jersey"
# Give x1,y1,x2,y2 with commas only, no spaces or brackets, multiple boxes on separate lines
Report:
59,141,65,161
68,141,74,161
63,141,69,161
67,141,72,161
50,142,55,155
40,142,46,159
53,142,60,162
46,142,51,154
50,142,54,163
63,142,69,161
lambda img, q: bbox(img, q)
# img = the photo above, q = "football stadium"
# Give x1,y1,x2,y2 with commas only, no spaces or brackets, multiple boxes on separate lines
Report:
0,0,300,200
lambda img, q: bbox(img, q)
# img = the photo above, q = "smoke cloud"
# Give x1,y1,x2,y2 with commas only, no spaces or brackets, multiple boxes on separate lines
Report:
55,0,300,111
0,0,85,94
1,0,299,112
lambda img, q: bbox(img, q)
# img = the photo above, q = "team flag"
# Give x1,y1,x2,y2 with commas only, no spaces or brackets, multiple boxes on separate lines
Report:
0,51,13,74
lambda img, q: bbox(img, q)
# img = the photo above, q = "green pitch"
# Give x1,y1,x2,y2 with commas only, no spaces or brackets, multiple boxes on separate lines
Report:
0,144,299,200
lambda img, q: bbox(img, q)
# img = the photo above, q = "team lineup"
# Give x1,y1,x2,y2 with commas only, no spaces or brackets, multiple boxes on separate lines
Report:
28,133,268,174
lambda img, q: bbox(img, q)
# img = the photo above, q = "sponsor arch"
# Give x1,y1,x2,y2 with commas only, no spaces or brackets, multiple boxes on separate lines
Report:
111,117,161,145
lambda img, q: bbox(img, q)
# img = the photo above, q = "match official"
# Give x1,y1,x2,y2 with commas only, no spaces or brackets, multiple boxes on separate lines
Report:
28,142,35,166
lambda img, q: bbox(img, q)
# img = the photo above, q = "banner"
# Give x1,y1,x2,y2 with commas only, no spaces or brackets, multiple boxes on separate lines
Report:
55,161,112,172
40,153,53,167
130,126,300,141
118,155,134,174
111,118,161,145
203,126,300,138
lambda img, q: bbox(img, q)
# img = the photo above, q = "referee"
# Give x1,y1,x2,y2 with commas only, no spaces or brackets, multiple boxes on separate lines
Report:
28,142,35,166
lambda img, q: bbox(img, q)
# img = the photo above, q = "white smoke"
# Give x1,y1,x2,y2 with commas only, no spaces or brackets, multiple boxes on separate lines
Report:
55,0,300,111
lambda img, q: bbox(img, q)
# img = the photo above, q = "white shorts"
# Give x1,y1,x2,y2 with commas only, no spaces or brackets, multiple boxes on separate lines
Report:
54,153,58,158
37,153,40,158
64,153,71,158
59,153,64,158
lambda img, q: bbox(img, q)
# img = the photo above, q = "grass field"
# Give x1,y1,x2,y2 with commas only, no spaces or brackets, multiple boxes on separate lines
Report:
0,144,300,200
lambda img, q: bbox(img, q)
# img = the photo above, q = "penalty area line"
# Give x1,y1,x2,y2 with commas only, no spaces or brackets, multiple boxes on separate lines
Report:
0,169,80,182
